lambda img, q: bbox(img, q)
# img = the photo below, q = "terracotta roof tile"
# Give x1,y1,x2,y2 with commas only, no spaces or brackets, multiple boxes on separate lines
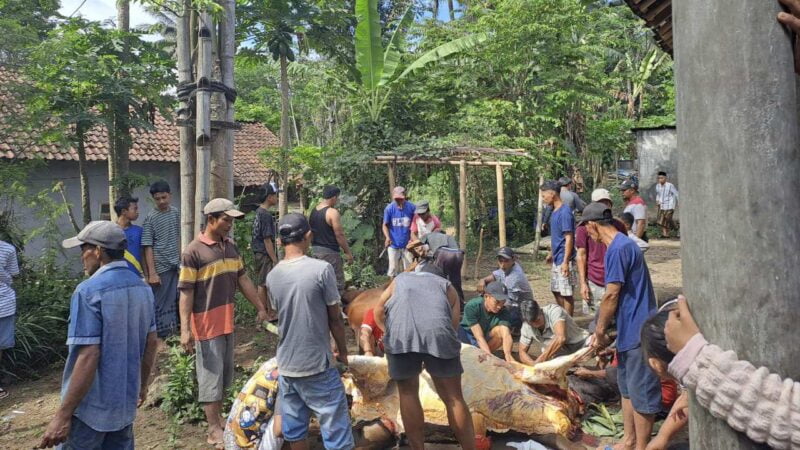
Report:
0,66,279,186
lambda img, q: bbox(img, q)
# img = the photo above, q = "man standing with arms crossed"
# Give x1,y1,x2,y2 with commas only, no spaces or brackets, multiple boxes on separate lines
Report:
252,183,279,320
267,213,353,449
38,221,158,448
542,180,577,316
583,202,660,450
178,199,268,447
310,185,354,295
382,186,416,277
141,180,181,340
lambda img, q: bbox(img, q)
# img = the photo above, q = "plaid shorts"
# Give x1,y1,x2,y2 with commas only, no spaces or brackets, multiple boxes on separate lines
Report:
550,262,576,296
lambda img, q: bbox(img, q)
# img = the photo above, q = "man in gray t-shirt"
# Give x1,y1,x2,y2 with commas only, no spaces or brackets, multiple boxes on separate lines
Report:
518,302,588,365
266,213,353,449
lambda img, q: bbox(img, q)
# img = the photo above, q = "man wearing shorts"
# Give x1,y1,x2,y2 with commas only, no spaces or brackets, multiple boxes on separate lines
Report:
0,238,19,399
179,199,268,447
655,171,679,238
267,213,353,449
374,264,475,450
583,202,661,450
541,180,577,316
252,183,279,320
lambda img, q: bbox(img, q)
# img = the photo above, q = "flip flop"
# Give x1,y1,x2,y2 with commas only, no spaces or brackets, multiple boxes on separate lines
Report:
0,387,8,399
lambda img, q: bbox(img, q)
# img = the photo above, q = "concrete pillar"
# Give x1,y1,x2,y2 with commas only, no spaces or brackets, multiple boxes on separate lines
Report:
673,2,800,449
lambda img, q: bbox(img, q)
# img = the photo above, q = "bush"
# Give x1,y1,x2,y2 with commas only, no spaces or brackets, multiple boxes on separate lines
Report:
160,341,206,424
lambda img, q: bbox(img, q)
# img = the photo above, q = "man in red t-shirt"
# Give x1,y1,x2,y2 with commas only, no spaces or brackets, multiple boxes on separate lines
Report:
575,189,626,313
359,308,384,356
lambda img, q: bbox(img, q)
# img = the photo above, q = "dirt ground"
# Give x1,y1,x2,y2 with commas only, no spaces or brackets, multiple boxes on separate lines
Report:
0,239,682,450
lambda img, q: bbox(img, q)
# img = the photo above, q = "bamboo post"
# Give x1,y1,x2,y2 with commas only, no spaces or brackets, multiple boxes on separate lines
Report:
195,10,212,235
533,174,545,260
459,159,468,278
388,161,396,194
177,0,195,250
474,225,485,280
495,164,506,248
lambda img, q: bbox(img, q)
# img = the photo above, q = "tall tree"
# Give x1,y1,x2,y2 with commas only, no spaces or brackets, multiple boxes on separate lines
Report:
0,0,60,65
109,0,132,220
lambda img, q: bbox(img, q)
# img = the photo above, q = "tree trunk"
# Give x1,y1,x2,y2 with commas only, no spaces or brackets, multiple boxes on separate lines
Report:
448,0,455,21
209,5,235,201
278,53,291,218
674,2,800,449
76,125,92,226
177,0,196,250
116,0,129,30
432,0,439,19
196,9,213,234
109,0,132,220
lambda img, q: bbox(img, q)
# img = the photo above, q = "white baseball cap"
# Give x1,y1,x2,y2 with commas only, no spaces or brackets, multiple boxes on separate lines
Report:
591,188,611,202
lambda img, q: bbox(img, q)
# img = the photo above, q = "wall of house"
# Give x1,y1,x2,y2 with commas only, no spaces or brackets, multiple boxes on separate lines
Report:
19,160,181,264
635,127,678,222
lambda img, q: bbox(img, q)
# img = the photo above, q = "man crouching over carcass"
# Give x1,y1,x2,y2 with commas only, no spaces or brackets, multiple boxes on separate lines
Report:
374,264,476,450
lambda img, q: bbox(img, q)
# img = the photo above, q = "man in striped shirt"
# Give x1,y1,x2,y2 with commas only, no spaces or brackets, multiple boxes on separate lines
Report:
178,198,267,447
141,180,181,339
655,171,679,239
0,239,19,399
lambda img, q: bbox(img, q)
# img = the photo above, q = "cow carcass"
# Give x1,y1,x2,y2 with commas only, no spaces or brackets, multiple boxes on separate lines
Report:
224,346,591,449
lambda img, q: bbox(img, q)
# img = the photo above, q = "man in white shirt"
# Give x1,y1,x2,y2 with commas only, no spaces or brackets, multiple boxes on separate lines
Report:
655,171,679,239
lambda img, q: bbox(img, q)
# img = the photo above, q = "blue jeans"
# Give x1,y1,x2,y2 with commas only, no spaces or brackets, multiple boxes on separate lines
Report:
278,368,354,449
458,327,478,346
57,416,134,450
618,345,662,414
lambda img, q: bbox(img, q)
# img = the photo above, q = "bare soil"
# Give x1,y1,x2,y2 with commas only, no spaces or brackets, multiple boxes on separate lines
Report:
0,239,682,450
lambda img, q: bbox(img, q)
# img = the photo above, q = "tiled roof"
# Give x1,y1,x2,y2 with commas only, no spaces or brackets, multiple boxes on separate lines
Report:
0,66,280,186
624,0,672,55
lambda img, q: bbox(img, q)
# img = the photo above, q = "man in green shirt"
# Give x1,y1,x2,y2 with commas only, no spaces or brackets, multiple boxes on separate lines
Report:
458,281,515,362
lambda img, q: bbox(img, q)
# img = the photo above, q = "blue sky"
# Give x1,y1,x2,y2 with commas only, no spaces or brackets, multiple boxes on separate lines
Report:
59,0,154,28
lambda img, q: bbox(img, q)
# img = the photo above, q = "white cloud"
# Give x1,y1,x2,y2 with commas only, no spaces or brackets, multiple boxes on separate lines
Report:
60,0,155,28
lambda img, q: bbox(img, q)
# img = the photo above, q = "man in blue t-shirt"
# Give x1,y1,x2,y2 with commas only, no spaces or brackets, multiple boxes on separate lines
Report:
114,197,144,277
382,186,416,277
582,202,660,450
541,180,577,315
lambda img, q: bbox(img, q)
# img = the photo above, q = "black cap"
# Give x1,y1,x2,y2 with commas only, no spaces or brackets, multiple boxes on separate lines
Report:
496,246,515,260
540,180,561,192
322,185,340,199
580,202,613,224
277,213,310,243
263,183,279,196
558,176,572,187
619,179,638,190
520,300,541,322
484,281,509,301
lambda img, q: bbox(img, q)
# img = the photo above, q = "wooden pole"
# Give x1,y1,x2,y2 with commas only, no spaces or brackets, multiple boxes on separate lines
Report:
177,0,195,250
459,160,467,278
533,174,544,260
195,10,212,235
387,162,396,194
495,164,506,248
474,225,485,280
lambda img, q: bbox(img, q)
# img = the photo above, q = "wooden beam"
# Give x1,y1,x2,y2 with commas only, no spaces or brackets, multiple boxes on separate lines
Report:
387,162,396,195
459,160,468,278
372,160,512,167
496,164,507,248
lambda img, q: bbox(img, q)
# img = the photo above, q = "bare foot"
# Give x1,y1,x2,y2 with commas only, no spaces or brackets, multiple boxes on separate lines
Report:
207,427,224,448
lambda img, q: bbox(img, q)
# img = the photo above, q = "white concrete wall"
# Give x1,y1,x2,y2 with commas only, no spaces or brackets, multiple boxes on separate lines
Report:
635,127,678,221
19,160,180,264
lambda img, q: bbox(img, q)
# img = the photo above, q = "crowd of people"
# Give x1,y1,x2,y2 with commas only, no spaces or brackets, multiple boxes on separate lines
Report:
1,159,797,450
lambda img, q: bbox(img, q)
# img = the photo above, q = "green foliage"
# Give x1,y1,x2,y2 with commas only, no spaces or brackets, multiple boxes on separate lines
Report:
160,342,206,424
0,0,60,65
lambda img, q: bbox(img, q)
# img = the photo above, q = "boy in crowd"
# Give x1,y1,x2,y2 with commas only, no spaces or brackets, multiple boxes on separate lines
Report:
252,183,279,320
459,282,515,363
141,180,181,340
410,200,441,241
655,171,679,238
476,247,533,329
115,196,144,277
621,213,650,252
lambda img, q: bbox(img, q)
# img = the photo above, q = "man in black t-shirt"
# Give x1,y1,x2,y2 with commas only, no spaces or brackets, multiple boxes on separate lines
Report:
252,183,279,320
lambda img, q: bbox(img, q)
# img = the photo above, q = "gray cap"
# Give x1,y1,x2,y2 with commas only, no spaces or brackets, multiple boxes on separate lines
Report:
62,221,127,250
416,200,430,214
580,202,613,224
619,179,638,190
277,213,311,242
558,176,572,187
203,198,244,218
484,281,509,301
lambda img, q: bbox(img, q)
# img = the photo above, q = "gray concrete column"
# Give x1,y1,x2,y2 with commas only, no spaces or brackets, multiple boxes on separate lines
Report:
674,1,800,448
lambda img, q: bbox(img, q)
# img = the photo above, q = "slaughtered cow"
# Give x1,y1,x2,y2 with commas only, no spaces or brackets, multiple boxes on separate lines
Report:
223,346,592,449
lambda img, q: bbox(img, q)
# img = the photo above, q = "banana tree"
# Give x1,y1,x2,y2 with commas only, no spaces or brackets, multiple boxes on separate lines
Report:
355,0,486,122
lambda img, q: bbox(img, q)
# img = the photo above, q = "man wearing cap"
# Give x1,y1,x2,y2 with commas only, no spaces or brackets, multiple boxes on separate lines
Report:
458,282,515,363
266,213,353,449
558,176,586,214
382,186,416,277
518,301,589,365
39,222,158,449
476,247,533,329
310,185,354,294
620,179,647,240
583,201,660,450
410,200,441,241
541,180,578,316
655,171,679,238
575,189,627,313
374,264,475,450
178,199,268,446
252,183,279,321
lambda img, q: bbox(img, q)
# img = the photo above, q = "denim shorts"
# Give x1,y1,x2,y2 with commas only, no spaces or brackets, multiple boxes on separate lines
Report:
0,315,15,349
386,352,463,381
57,415,134,450
617,345,662,414
278,368,354,449
458,327,478,346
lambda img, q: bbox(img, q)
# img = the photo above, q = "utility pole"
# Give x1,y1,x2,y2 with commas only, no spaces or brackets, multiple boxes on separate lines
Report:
674,2,800,448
